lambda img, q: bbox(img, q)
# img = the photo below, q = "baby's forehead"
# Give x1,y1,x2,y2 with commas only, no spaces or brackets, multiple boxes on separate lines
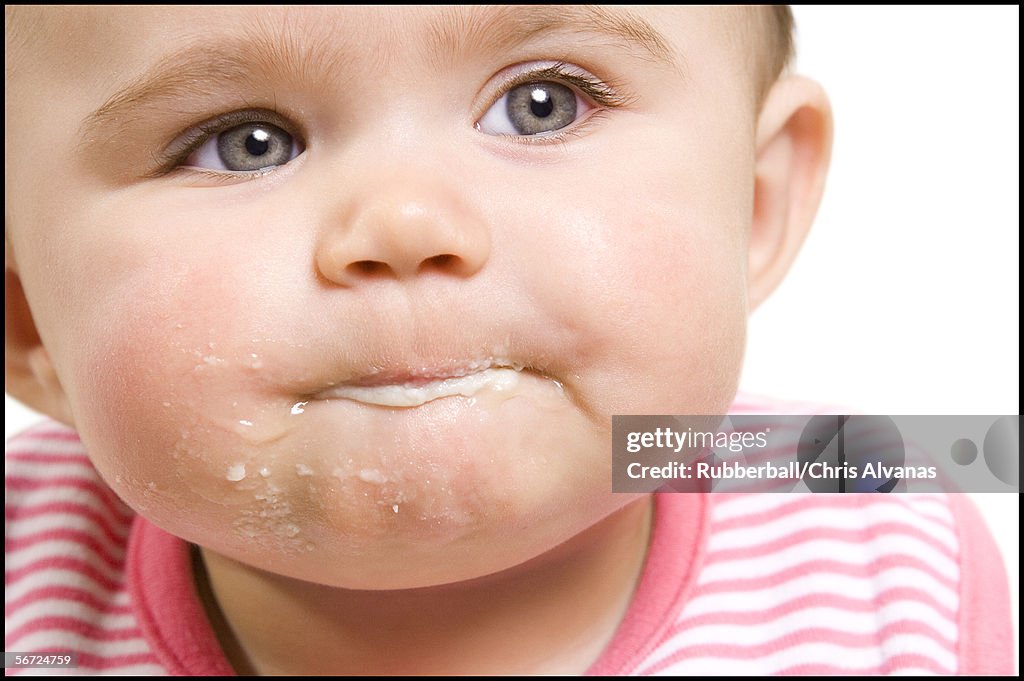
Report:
8,6,746,82
6,6,149,90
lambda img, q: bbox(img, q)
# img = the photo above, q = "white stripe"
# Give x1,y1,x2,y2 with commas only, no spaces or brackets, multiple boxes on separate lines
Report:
6,439,87,456
6,516,130,570
710,494,810,520
6,631,151,657
727,401,779,413
9,422,79,435
728,400,839,414
6,510,132,543
669,603,957,648
890,667,945,676
5,567,127,604
7,481,131,513
6,488,134,528
6,597,137,634
5,461,107,481
701,536,959,583
6,536,126,577
4,668,81,678
708,505,957,553
897,497,954,524
880,633,958,670
684,569,958,616
7,482,132,514
11,664,166,678
711,493,953,531
892,491,953,505
7,538,126,573
648,639,954,675
91,663,167,676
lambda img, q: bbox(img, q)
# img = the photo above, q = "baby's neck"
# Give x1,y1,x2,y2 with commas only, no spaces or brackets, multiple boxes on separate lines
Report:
195,497,653,675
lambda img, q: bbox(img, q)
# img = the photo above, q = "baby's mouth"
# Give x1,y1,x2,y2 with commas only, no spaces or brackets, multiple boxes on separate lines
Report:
314,361,527,408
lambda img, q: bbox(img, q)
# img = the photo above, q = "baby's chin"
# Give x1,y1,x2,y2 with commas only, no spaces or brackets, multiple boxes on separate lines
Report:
95,373,631,589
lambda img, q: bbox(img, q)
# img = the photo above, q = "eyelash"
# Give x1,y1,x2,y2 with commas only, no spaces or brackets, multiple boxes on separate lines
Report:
478,62,633,146
154,63,631,177
485,63,631,116
152,108,298,179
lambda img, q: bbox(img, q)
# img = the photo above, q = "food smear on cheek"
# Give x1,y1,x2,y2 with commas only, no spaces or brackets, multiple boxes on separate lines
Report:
69,282,319,547
73,314,491,555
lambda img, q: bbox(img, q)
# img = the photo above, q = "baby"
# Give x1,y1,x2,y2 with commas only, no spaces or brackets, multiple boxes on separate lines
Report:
4,5,1013,675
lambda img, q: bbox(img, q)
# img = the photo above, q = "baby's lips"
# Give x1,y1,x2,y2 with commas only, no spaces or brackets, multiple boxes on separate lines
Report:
314,365,526,408
263,311,587,399
333,357,528,388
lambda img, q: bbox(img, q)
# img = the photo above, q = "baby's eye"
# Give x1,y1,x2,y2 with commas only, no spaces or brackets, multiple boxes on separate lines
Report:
184,121,303,172
477,81,594,137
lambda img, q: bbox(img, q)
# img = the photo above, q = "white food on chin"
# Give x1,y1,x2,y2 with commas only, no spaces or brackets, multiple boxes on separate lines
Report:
318,367,522,407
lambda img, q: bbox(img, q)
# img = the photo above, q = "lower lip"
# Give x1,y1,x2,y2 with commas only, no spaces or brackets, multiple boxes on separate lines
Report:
316,368,523,407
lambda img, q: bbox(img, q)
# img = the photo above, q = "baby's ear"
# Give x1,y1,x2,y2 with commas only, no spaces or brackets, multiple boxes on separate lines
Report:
748,75,833,310
5,236,75,427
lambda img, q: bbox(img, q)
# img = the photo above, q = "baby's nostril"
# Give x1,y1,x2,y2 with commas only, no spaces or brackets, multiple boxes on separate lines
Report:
351,260,389,276
421,254,457,271
345,255,461,280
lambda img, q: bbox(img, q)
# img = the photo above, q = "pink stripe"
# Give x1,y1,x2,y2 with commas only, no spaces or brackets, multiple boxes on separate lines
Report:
16,429,83,442
669,586,956,634
728,396,801,412
776,654,953,675
5,555,126,592
728,396,850,415
1,650,158,674
6,501,134,541
734,436,925,467
641,626,954,675
705,522,957,563
901,497,956,520
6,585,133,616
693,555,957,595
7,475,114,492
713,495,952,533
6,618,142,645
6,528,127,571
5,451,91,464
6,501,134,548
75,651,160,670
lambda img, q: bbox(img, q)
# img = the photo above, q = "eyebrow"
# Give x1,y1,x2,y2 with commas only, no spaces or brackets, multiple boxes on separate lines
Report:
81,6,678,144
425,5,678,69
80,17,351,142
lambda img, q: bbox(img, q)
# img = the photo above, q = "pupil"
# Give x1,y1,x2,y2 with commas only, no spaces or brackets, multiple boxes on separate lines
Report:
245,128,271,156
529,88,554,118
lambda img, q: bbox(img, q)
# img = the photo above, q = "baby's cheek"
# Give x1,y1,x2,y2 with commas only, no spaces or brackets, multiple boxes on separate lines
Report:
68,264,279,531
550,202,747,417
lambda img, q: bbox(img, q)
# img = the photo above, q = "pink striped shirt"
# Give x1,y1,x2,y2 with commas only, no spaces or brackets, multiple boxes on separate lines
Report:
5,397,1014,675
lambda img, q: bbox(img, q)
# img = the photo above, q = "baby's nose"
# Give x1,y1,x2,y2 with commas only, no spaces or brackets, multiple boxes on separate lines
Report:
315,178,490,287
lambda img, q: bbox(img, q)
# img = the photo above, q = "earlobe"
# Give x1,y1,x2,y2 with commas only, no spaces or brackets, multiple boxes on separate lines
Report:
5,238,75,427
748,75,833,310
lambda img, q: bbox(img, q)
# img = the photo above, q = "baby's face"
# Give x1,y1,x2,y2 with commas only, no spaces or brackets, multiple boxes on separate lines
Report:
6,6,756,588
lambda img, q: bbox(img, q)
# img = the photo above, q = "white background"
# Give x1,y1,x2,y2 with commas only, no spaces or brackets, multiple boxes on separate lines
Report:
5,4,1019,672
743,5,1019,670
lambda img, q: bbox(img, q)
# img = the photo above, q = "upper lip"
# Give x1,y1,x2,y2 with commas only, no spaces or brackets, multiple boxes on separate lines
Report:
319,358,525,390
278,303,578,398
